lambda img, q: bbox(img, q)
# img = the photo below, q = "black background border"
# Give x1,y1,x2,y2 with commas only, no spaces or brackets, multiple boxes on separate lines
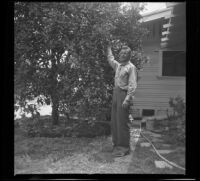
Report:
1,0,199,180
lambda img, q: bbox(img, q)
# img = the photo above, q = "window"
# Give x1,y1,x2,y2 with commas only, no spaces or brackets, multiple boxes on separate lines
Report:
159,22,162,37
143,22,156,40
161,51,186,77
142,109,155,117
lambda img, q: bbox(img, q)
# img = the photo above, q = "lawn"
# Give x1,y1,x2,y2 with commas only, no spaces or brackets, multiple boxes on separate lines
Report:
127,130,185,174
14,127,140,174
15,125,185,174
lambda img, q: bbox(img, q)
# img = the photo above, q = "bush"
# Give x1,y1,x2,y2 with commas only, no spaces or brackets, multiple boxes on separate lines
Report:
20,116,45,137
167,96,185,144
74,121,111,138
168,95,186,117
15,2,149,127
19,116,111,138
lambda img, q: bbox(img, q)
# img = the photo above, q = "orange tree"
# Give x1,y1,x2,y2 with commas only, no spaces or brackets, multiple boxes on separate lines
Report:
14,2,149,125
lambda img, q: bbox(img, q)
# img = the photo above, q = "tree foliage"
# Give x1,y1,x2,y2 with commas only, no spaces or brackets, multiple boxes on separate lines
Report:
14,2,149,125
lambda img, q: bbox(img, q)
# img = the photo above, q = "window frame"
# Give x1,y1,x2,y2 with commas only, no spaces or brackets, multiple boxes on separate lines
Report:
158,50,186,78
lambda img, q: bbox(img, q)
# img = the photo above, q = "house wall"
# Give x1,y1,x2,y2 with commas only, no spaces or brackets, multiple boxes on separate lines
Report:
132,19,185,117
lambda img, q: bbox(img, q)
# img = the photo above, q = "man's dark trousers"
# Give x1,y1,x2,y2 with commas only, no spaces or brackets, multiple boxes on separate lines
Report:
111,86,130,149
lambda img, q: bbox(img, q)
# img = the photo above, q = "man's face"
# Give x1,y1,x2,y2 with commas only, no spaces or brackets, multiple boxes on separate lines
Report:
119,49,130,63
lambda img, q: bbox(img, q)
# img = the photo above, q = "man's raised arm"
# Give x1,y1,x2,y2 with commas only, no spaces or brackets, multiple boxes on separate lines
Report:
107,45,119,71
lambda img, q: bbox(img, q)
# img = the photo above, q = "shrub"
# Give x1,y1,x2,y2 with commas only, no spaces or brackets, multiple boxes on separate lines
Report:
168,95,186,118
167,96,185,144
19,116,111,138
15,2,149,127
20,116,45,137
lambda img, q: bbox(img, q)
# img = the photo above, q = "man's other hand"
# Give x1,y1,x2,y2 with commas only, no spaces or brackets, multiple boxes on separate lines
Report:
122,99,129,109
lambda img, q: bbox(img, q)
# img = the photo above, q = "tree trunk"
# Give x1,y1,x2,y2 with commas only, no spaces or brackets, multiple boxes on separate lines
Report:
64,112,70,127
50,56,59,126
52,95,59,125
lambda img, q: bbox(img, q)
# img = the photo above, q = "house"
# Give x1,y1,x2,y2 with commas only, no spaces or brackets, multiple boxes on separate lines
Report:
132,2,186,118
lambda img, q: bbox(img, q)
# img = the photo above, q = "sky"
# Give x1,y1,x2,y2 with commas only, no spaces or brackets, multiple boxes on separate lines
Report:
121,2,167,15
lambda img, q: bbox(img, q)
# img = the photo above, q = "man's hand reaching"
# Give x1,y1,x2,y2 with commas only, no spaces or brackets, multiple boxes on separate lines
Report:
107,44,112,54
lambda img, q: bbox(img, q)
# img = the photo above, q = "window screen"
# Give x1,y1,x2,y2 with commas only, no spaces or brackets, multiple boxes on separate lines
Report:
142,109,155,116
162,51,186,76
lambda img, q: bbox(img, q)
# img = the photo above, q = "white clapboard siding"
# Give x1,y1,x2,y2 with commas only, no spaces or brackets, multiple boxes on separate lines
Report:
135,90,185,97
137,8,186,116
133,102,169,109
134,81,185,110
134,41,186,114
137,81,185,88
134,76,185,110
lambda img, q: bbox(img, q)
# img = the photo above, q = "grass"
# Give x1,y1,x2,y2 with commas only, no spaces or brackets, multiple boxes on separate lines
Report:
15,125,143,174
126,129,185,174
15,131,97,173
15,127,134,174
14,123,185,174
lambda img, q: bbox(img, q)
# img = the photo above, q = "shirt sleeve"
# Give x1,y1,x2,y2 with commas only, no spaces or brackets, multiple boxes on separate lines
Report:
107,54,119,71
124,65,137,102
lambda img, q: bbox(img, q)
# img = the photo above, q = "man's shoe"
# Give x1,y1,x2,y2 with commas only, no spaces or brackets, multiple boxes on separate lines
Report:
112,149,130,157
102,145,117,152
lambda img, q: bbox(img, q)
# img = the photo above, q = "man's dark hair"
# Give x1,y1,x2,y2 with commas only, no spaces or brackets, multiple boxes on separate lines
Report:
121,45,131,51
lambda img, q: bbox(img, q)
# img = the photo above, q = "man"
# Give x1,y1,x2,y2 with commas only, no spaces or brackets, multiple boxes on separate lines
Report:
106,44,137,157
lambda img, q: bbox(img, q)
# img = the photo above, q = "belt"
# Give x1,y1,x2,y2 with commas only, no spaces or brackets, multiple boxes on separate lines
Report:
114,86,127,92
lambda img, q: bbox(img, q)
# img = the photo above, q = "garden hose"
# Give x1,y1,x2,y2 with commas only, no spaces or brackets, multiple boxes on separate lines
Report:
139,130,186,171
